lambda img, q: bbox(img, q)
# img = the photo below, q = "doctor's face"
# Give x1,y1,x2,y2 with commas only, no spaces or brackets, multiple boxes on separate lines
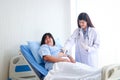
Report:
45,36,53,46
79,20,87,29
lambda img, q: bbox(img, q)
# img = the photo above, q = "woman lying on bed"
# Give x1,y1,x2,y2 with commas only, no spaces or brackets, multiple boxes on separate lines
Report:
39,33,75,71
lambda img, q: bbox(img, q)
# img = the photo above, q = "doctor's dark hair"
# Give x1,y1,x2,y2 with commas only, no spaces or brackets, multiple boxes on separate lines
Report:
40,33,55,46
77,12,94,28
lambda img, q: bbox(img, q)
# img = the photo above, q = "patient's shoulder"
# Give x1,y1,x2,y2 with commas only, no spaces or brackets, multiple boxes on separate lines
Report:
40,45,51,51
40,44,49,48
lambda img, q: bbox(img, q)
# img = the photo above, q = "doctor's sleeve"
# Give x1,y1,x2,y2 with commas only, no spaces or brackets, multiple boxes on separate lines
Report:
64,29,78,53
88,30,100,53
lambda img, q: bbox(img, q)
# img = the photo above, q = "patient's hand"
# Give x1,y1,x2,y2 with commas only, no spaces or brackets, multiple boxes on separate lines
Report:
58,52,67,57
62,58,71,62
58,52,76,63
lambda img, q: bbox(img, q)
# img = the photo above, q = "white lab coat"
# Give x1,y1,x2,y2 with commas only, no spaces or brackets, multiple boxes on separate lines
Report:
64,27,100,67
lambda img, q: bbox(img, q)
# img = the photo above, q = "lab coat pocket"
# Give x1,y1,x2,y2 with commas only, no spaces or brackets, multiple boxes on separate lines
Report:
80,47,89,55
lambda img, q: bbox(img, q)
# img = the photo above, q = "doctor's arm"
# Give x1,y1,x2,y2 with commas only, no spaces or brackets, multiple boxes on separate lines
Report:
63,29,78,52
82,31,100,53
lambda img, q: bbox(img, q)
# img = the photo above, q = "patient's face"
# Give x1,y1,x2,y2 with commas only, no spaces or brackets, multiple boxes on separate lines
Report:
45,36,53,46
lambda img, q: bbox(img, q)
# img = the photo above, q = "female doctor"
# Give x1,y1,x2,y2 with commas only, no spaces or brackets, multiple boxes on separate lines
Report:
63,12,100,68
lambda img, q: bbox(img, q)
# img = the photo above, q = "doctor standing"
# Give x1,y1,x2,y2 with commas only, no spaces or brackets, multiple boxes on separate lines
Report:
64,12,100,68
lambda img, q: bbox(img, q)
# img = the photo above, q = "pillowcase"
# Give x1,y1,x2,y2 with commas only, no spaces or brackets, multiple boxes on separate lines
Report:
55,38,63,48
28,41,43,64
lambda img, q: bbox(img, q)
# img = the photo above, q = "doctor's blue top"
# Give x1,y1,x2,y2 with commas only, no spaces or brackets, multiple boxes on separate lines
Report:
39,44,62,71
64,27,100,68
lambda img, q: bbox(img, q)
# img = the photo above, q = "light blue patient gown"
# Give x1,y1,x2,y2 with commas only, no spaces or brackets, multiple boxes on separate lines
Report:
39,44,62,71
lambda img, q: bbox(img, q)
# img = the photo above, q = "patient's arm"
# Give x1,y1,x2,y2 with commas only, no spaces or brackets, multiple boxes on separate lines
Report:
43,55,70,63
58,52,76,63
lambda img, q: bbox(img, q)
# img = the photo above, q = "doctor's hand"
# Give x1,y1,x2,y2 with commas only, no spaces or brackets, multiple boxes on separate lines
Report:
61,47,67,54
67,55,76,63
80,42,89,51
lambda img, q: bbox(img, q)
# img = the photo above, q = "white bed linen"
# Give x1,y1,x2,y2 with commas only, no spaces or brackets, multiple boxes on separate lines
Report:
44,62,101,80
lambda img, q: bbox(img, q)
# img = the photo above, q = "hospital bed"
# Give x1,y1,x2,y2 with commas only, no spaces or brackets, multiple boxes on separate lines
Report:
9,45,48,80
9,44,120,80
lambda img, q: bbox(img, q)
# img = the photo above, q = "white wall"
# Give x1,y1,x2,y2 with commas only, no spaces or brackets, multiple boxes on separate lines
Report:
0,0,71,79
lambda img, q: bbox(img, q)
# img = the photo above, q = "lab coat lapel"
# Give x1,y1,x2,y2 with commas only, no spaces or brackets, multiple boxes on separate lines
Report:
88,27,93,45
79,28,84,42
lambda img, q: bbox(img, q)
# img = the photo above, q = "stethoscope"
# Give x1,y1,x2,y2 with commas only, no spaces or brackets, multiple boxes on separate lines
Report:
78,28,89,40
77,28,89,45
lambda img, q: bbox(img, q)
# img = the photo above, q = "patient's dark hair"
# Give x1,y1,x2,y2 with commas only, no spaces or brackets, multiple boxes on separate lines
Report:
77,12,94,28
40,33,55,46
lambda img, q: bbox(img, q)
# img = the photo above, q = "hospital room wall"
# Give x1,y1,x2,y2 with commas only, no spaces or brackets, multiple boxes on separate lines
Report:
0,0,71,80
